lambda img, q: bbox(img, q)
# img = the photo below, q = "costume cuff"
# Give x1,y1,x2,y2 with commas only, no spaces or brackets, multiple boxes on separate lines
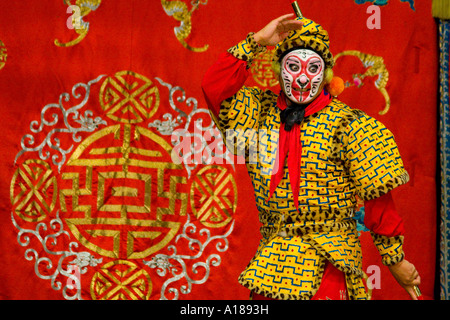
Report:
227,32,267,64
371,232,405,266
362,171,410,201
364,192,405,237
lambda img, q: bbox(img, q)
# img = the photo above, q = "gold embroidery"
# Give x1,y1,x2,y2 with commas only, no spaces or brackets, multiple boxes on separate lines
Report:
90,260,152,300
250,49,279,88
335,50,391,115
60,124,188,259
10,70,234,300
55,0,101,47
0,40,6,70
161,0,209,52
190,165,237,228
99,71,160,124
10,159,57,222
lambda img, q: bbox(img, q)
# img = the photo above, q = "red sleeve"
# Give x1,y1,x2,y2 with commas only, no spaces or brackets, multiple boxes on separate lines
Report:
201,52,250,117
363,192,405,237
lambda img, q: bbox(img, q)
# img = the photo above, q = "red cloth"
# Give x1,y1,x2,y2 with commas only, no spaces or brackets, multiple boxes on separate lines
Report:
202,52,249,117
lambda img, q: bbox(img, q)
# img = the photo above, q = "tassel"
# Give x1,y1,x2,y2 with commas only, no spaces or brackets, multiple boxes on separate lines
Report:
327,76,345,97
432,0,450,20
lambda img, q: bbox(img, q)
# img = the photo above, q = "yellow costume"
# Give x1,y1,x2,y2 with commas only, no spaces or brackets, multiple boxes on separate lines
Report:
205,18,409,300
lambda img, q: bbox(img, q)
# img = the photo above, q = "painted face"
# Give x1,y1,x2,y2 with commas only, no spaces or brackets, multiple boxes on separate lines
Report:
280,49,325,104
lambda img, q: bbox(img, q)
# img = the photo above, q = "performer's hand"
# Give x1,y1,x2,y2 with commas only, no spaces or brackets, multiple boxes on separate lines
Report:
388,259,421,300
253,13,303,47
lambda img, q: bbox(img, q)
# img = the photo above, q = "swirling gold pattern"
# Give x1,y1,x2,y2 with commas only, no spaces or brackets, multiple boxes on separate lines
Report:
161,0,209,52
55,0,101,47
335,50,391,115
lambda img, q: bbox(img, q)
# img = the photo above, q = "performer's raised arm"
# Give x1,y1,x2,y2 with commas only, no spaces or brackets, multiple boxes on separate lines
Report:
201,14,302,117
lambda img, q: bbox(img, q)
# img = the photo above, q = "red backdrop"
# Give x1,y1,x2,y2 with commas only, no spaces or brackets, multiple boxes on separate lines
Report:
0,0,436,300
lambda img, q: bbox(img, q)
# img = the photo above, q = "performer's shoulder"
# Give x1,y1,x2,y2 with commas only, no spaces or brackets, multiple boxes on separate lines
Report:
327,98,389,135
328,98,370,121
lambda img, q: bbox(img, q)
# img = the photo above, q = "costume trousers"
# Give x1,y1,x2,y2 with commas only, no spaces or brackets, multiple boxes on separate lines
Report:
251,261,348,300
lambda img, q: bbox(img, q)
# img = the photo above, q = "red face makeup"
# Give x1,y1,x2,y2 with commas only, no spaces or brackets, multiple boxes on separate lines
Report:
280,49,325,104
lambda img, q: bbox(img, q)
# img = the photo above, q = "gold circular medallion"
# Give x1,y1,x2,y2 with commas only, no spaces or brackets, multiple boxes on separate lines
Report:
59,124,187,259
90,260,152,300
99,71,160,124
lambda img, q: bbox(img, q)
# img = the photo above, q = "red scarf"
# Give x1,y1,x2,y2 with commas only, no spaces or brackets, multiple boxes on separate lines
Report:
267,90,332,210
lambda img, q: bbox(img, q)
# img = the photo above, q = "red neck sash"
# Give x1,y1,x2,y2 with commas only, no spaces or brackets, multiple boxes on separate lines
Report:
268,90,332,210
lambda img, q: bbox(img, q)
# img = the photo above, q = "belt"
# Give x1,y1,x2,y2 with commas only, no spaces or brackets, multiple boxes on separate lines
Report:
260,216,358,240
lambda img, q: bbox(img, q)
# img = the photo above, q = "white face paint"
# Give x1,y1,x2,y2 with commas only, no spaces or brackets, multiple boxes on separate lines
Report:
280,49,325,104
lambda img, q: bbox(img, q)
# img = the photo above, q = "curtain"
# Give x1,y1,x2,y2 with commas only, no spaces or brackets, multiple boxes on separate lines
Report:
435,0,450,300
0,0,436,300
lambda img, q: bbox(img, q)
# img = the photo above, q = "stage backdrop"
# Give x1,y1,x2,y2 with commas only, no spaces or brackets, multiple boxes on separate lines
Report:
0,0,437,300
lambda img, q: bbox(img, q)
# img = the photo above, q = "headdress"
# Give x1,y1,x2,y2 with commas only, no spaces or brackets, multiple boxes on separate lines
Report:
272,2,344,96
273,17,334,69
